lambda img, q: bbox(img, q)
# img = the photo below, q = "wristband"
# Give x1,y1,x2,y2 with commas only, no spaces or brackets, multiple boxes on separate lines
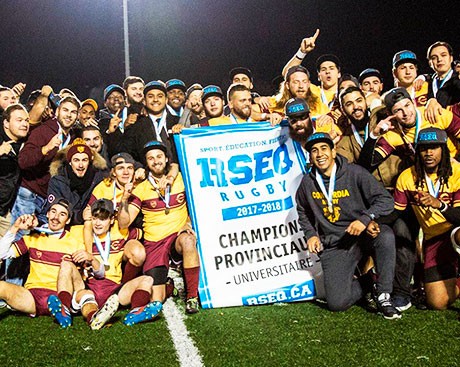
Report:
439,202,448,212
295,49,306,60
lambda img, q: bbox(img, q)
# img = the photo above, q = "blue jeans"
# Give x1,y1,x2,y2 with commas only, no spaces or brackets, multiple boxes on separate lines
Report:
6,186,47,286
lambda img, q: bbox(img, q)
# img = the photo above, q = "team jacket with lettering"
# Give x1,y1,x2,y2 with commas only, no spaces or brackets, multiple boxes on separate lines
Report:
295,154,394,248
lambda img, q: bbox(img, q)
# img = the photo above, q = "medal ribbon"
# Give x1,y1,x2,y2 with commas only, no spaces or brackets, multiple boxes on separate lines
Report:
424,173,441,198
433,69,453,97
148,173,170,210
320,88,335,110
351,124,369,148
57,124,71,150
315,163,337,213
93,232,111,265
399,109,421,155
34,224,64,237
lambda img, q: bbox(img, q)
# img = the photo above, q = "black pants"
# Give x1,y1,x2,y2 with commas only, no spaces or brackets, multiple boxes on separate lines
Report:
320,224,395,311
392,207,420,298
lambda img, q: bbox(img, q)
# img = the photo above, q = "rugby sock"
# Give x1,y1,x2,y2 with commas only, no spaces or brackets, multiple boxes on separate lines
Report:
86,310,96,325
183,266,200,298
122,262,142,284
131,290,150,308
58,291,72,310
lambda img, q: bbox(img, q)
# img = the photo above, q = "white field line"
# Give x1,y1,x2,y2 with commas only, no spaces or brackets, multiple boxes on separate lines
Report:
162,298,204,367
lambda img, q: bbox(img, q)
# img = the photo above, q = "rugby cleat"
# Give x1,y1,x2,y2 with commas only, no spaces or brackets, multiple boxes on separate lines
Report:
90,294,120,330
47,294,72,328
123,301,163,326
185,297,199,314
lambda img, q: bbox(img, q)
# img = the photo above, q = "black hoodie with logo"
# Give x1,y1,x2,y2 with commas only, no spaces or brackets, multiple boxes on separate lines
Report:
295,154,394,249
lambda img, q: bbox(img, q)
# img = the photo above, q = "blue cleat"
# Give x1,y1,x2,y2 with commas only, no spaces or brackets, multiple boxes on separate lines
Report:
47,294,72,328
123,301,162,326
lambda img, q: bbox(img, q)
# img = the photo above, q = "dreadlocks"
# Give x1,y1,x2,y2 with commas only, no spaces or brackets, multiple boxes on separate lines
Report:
414,144,452,189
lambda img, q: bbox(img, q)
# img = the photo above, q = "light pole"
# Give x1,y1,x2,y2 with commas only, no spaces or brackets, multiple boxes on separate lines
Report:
123,0,130,77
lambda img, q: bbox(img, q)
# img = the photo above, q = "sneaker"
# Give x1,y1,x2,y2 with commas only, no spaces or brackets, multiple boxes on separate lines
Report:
90,294,119,330
376,293,401,320
393,296,412,312
360,292,377,313
186,297,199,314
47,295,72,328
123,301,163,326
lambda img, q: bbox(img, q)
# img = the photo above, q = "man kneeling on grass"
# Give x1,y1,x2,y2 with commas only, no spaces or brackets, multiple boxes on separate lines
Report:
295,133,400,319
395,127,460,310
0,199,87,322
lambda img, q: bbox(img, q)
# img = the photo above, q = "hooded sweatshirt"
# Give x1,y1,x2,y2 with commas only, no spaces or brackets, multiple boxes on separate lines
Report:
295,154,394,249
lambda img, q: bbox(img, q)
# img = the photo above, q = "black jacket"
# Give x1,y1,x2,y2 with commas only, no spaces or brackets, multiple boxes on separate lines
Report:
427,70,460,108
47,148,108,224
0,127,26,216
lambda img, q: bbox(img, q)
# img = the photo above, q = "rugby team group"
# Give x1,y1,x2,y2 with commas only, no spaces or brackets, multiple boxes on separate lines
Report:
1,29,460,328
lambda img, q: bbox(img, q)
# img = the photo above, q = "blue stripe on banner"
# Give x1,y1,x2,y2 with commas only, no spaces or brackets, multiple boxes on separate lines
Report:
174,134,214,308
241,279,316,306
221,197,293,221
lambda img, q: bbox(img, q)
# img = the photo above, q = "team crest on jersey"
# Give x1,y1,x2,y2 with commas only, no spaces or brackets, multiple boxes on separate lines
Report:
324,206,341,223
150,200,157,209
36,251,42,259
61,254,72,261
176,193,185,204
415,95,427,106
111,240,121,251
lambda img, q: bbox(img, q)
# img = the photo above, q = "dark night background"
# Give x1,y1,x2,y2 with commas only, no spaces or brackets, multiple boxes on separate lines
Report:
1,0,459,104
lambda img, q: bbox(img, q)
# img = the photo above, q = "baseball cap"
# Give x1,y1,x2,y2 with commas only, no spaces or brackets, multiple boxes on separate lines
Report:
393,50,418,68
358,68,383,84
91,198,114,216
285,65,310,81
416,127,448,147
285,98,310,118
166,79,186,92
82,98,98,112
229,67,253,82
316,54,341,72
49,197,72,216
305,132,334,153
383,87,412,111
186,83,203,99
143,140,168,156
202,85,224,102
104,84,125,101
111,152,136,167
144,80,167,96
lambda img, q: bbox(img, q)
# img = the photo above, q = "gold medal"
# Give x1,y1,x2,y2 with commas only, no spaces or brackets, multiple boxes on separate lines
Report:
165,208,170,215
104,264,110,271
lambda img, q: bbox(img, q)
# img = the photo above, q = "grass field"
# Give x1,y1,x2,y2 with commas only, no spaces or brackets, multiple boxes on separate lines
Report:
1,298,460,367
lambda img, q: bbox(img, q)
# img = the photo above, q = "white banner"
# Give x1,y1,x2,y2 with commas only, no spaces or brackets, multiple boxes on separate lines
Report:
174,122,324,308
